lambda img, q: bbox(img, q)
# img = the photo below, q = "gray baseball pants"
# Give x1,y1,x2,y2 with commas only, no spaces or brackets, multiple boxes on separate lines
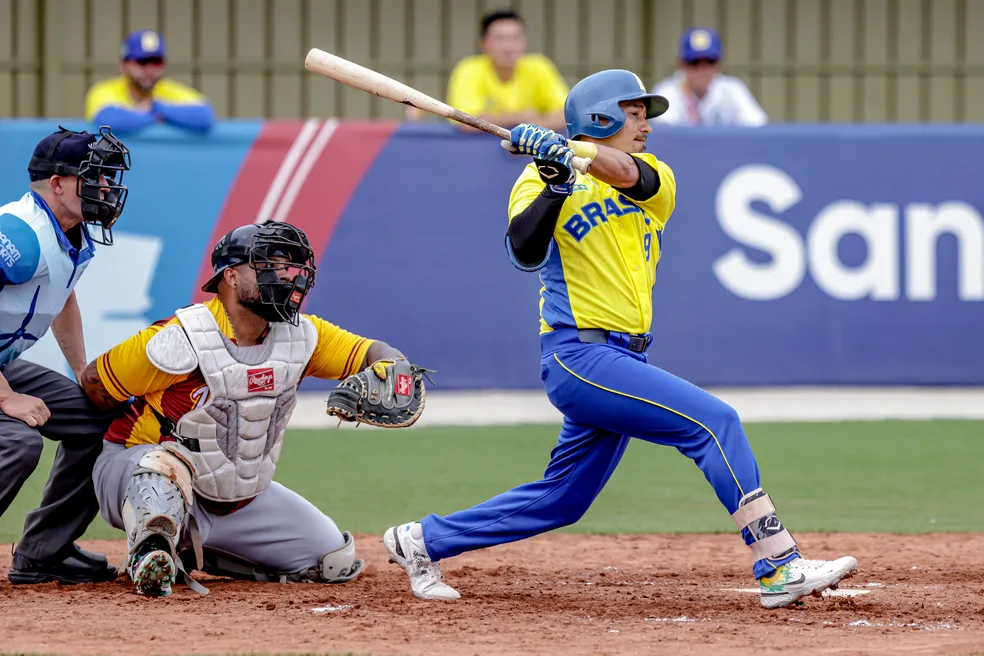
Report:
93,441,346,573
0,359,114,560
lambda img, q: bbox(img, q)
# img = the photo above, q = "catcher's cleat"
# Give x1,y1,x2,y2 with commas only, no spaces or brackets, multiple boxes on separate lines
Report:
758,556,858,609
383,522,460,601
129,548,177,597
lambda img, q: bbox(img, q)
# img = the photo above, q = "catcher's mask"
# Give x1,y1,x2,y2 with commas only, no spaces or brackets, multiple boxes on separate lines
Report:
202,221,317,325
28,125,131,245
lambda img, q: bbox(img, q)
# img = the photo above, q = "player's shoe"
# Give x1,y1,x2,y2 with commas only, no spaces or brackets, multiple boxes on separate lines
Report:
758,556,858,609
383,522,460,601
128,548,176,597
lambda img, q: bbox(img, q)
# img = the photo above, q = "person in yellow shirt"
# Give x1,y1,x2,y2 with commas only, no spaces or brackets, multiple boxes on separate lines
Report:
84,30,214,133
444,10,568,133
382,70,859,609
78,221,411,597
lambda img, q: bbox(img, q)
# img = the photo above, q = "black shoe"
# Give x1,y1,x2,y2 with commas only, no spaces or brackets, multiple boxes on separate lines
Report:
67,544,110,567
8,543,118,585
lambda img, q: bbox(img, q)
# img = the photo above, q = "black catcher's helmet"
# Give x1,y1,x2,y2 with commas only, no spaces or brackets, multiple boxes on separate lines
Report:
202,221,317,325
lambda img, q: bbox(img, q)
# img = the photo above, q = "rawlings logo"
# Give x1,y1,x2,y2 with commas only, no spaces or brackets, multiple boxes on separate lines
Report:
396,373,412,396
290,290,303,304
247,367,275,393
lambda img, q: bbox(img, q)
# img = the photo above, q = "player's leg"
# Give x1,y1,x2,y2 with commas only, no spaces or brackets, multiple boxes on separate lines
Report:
193,482,364,584
2,359,116,584
547,340,857,607
0,416,44,523
384,419,629,599
94,441,195,596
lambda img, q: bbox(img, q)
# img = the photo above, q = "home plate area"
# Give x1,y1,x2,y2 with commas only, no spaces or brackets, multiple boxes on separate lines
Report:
1,532,983,655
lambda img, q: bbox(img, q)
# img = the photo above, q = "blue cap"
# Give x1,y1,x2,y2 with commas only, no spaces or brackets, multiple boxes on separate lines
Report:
679,27,722,62
28,127,98,182
121,30,166,61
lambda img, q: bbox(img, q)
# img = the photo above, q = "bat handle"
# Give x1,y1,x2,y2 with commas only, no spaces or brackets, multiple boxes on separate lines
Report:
570,155,592,174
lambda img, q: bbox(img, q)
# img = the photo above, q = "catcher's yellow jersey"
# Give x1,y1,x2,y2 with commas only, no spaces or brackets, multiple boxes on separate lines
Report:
507,152,677,335
96,297,372,447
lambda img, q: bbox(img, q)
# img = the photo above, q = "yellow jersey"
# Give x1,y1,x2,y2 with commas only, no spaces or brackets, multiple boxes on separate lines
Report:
507,153,677,335
447,54,568,118
84,75,209,121
96,297,372,448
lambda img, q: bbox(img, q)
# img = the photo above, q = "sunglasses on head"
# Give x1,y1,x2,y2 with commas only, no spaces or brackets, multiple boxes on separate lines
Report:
133,56,164,66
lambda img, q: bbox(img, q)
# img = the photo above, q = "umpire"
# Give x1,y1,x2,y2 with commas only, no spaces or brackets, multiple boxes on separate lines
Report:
0,126,131,584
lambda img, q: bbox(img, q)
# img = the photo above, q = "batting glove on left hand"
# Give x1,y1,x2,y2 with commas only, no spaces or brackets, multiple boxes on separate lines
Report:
501,123,556,157
535,146,575,196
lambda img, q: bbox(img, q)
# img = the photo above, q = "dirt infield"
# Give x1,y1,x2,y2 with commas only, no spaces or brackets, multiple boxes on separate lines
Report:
2,533,982,656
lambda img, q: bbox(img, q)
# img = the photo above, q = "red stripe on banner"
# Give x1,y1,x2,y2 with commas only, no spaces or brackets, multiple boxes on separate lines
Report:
192,120,397,305
282,120,398,263
192,121,308,303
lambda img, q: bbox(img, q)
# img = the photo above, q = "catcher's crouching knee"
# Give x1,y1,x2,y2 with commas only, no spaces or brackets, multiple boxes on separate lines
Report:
198,531,365,584
302,530,365,583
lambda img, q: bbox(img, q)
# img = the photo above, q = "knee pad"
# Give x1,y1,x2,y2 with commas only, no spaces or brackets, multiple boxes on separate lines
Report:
306,531,365,583
122,446,195,557
200,530,365,584
732,488,798,561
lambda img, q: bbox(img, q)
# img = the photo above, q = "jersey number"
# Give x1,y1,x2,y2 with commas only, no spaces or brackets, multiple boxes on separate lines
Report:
191,385,211,410
643,233,652,262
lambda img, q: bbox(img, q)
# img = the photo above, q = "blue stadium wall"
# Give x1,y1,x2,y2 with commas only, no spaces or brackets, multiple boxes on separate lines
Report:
1,120,981,389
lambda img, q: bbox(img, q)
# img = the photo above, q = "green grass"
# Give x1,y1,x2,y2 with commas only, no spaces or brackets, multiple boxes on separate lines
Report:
1,420,981,543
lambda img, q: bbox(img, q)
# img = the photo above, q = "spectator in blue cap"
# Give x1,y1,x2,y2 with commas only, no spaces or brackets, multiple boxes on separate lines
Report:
649,27,767,127
84,30,215,133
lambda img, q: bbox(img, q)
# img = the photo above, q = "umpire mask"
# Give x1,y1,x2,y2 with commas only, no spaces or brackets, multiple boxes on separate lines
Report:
28,126,131,245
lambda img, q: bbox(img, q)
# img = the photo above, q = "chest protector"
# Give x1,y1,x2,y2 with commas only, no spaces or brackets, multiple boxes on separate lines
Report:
145,304,318,502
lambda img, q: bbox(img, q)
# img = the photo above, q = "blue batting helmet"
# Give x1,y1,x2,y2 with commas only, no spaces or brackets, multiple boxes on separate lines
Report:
564,70,669,140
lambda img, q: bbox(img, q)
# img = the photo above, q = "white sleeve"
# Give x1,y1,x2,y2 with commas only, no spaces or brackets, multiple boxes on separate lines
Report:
727,78,768,126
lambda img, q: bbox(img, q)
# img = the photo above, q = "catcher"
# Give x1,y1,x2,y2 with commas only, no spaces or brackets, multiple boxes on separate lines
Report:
79,221,427,596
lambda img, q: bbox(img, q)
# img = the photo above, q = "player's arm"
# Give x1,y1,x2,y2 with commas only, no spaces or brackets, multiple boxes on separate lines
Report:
360,341,406,369
505,172,565,271
0,213,50,425
80,323,186,411
614,153,676,228
50,290,87,380
567,143,646,190
302,316,377,380
152,80,215,132
79,361,124,411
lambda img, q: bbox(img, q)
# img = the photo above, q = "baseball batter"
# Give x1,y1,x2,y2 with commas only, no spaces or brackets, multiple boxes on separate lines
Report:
80,221,412,597
384,69,858,609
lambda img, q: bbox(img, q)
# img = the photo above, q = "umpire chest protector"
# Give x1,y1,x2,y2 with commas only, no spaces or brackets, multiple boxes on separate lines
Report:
145,303,317,502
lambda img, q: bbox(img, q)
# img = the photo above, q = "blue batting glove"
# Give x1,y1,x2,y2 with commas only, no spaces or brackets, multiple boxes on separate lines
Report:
535,146,575,195
509,123,554,157
536,133,571,162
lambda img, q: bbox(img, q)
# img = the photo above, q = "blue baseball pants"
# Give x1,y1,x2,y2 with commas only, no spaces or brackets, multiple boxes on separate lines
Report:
420,328,800,579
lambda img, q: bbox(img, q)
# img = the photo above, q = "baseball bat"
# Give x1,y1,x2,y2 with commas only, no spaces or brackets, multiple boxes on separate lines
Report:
303,48,592,174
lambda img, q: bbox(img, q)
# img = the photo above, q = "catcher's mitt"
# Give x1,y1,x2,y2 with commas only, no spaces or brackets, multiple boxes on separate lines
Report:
326,359,432,428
